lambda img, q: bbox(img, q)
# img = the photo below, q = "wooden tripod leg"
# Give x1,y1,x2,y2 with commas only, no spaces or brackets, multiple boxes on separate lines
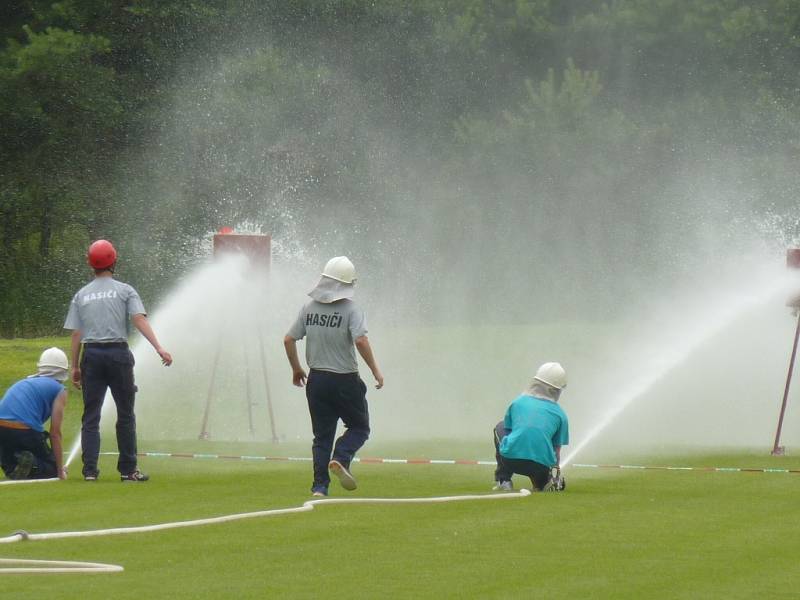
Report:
772,311,800,455
258,329,279,443
199,341,223,440
245,344,255,437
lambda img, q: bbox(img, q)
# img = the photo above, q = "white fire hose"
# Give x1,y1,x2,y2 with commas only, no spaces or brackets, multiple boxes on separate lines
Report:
1,489,530,574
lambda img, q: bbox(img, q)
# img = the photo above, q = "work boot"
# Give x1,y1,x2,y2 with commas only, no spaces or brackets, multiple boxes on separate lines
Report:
328,459,357,491
10,451,34,480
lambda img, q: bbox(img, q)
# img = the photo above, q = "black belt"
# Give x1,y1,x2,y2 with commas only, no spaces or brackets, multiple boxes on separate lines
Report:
309,369,358,377
84,342,128,348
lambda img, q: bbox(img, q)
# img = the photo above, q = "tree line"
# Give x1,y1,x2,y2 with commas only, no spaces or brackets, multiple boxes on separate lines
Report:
2,0,799,334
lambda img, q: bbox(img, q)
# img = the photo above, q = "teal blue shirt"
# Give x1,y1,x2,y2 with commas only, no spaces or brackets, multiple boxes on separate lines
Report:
499,394,569,467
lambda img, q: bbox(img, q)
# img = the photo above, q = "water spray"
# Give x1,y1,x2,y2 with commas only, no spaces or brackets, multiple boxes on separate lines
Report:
562,267,790,468
771,248,800,456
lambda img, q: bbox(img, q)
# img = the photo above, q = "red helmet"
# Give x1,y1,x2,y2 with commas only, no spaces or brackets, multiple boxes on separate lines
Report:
87,240,117,269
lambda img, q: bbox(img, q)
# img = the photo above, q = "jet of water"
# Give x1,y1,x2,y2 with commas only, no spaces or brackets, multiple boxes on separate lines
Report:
65,435,81,469
562,269,792,467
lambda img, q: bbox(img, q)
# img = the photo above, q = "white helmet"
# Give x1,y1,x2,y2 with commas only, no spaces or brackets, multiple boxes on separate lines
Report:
321,256,356,284
533,362,567,390
38,347,69,371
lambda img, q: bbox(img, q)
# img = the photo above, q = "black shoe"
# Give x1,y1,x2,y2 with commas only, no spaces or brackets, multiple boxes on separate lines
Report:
120,470,149,482
10,451,34,480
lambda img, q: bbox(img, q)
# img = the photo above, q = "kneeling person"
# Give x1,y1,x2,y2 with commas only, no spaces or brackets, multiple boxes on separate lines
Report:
0,348,69,480
493,362,569,491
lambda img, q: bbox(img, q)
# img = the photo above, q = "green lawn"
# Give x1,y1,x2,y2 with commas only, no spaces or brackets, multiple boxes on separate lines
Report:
2,338,800,598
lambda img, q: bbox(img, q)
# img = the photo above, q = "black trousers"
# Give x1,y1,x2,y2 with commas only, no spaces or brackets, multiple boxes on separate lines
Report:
0,426,57,479
306,369,370,489
80,344,138,477
493,421,551,490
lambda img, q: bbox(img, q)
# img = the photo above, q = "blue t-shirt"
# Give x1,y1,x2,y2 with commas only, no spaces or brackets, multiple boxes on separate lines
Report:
499,394,569,467
0,377,65,432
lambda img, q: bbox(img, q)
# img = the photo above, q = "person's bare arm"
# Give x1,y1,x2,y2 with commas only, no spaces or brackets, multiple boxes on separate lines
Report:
50,390,67,479
131,313,172,365
70,329,82,389
283,335,307,387
554,445,561,466
355,335,383,389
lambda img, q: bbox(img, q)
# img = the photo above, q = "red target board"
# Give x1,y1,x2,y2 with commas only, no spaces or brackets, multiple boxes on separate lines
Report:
213,230,271,269
788,248,800,269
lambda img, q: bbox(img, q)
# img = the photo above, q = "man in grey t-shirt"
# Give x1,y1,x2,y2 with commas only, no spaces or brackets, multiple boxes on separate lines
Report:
64,239,172,482
284,256,384,497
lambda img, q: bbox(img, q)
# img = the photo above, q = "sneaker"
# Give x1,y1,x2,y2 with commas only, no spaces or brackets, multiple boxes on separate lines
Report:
120,470,149,482
84,475,98,482
10,451,34,480
311,486,328,497
543,467,566,492
328,459,357,491
492,480,513,492
543,476,566,492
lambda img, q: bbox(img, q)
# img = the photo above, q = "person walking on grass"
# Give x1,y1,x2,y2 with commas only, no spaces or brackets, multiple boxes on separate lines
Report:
284,256,384,497
493,362,569,492
0,348,69,480
64,239,172,483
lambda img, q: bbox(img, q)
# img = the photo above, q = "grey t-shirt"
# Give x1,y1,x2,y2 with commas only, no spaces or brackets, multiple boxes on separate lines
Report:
287,299,368,374
64,277,146,342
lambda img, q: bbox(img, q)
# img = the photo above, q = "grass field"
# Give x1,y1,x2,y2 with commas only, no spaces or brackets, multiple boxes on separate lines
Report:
3,338,800,598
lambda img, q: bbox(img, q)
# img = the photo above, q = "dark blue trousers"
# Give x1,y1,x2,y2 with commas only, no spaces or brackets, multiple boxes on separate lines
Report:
0,426,57,479
306,369,370,490
80,344,138,477
493,421,551,490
